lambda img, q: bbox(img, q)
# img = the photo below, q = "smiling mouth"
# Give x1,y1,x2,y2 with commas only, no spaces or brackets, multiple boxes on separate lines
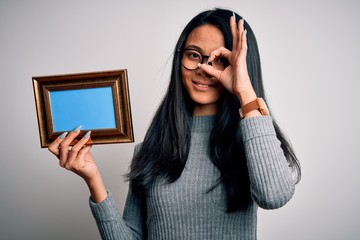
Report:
197,83,211,87
193,80,217,88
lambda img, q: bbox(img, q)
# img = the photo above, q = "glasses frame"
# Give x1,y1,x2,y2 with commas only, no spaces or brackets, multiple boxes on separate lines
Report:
177,48,229,71
177,48,212,71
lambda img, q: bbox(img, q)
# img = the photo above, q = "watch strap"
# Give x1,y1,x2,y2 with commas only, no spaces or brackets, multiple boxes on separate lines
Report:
240,97,269,118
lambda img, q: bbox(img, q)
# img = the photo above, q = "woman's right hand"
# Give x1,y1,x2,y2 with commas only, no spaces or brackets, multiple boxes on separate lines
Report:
48,128,108,203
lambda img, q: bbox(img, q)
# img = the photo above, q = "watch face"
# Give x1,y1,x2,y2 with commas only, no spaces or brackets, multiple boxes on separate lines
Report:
239,108,244,118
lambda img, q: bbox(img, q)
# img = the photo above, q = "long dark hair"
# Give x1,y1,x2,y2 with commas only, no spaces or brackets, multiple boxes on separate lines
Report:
128,8,301,212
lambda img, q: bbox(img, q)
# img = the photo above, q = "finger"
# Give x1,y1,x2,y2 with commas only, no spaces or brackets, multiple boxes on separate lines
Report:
65,145,93,171
235,19,245,52
198,63,225,81
76,145,92,162
238,18,245,33
70,131,92,153
230,15,238,51
239,28,248,60
65,132,92,170
48,131,68,157
59,128,82,167
207,47,231,64
59,125,82,149
66,131,92,165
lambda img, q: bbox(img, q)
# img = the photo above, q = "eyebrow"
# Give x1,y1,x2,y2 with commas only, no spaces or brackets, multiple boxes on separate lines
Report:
184,44,203,52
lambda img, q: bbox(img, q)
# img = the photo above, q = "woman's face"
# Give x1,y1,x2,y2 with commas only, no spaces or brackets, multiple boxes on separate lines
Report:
181,24,225,116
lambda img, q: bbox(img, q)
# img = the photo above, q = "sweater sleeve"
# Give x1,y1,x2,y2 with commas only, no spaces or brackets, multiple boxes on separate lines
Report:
240,116,295,209
89,144,146,240
89,189,146,240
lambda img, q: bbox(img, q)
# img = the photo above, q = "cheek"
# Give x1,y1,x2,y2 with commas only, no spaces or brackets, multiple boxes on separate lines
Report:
181,69,192,89
181,68,188,81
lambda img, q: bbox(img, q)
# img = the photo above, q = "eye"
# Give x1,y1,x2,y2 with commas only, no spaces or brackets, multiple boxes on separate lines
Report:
185,50,201,60
213,57,229,69
215,57,228,65
215,57,228,64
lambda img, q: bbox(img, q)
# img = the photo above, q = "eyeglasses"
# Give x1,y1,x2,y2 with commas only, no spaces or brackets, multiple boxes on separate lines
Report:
178,48,229,71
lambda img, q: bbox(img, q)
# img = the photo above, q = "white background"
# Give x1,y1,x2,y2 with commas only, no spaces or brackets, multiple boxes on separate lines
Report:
1,0,359,239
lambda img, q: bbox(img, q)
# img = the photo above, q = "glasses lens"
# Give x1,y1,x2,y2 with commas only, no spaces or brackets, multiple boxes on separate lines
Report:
182,49,202,70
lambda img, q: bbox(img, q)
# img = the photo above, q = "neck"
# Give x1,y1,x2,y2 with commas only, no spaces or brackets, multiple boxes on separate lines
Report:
192,103,219,116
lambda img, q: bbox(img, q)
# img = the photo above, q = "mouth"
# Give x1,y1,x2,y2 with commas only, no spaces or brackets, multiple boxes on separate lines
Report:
192,80,218,88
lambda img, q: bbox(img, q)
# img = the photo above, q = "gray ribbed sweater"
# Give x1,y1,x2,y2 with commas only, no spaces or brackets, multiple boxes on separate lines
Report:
89,115,295,240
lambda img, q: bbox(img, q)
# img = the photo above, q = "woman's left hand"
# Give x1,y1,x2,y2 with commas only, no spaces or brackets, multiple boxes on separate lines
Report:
198,16,257,106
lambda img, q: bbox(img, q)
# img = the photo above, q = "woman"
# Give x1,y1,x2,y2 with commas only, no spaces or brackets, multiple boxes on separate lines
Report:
49,8,301,239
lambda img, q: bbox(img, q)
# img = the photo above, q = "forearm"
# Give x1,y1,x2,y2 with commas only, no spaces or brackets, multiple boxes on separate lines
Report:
86,172,108,203
236,87,262,118
241,116,295,209
89,189,146,240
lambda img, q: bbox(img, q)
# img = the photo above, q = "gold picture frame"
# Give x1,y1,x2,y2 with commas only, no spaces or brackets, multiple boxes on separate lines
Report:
33,69,134,148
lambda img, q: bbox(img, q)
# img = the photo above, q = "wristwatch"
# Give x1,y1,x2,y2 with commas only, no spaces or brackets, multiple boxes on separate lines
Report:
239,97,269,118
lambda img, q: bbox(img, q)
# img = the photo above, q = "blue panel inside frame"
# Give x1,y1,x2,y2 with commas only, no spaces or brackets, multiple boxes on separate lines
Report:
50,87,117,132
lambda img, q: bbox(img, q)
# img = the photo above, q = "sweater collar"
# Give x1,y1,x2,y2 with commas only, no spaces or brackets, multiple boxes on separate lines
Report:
191,115,216,132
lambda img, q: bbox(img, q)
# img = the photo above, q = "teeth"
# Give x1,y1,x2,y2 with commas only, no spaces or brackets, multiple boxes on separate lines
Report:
196,83,209,87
